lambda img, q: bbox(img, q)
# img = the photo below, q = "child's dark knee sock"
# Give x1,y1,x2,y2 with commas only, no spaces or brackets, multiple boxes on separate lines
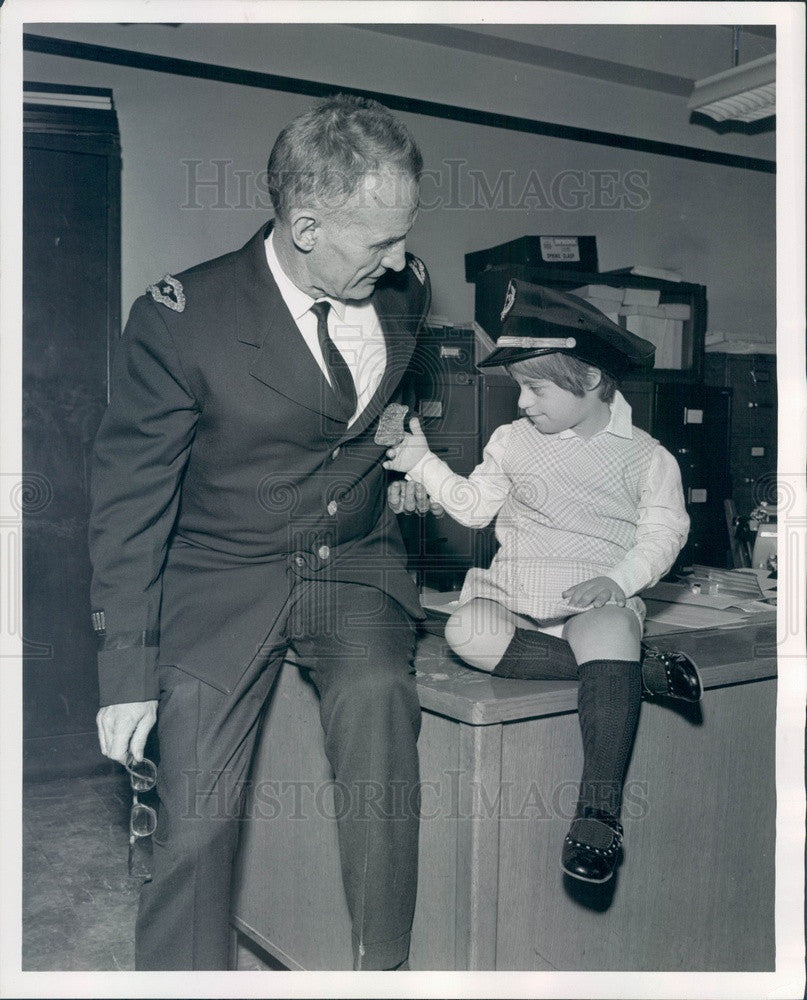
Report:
574,659,642,846
491,628,579,681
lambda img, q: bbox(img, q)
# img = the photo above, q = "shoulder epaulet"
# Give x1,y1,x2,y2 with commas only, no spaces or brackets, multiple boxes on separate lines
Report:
147,274,186,313
407,255,426,286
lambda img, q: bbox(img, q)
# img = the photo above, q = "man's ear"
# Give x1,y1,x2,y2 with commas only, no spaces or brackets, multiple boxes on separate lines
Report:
290,212,318,253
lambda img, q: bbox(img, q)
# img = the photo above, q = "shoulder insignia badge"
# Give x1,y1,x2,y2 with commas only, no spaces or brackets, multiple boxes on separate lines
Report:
148,274,186,312
500,279,517,322
408,256,426,285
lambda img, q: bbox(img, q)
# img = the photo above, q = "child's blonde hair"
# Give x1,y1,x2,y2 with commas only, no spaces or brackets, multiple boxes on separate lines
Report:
506,352,617,403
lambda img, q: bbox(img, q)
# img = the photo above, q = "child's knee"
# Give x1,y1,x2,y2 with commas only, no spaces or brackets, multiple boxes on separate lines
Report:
444,607,475,656
444,601,515,671
563,605,640,662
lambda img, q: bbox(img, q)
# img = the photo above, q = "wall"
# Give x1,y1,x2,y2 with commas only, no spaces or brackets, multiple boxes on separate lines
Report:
23,23,776,342
23,22,777,156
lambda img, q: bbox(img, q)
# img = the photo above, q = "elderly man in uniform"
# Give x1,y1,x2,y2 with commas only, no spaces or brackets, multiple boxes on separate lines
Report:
90,94,435,971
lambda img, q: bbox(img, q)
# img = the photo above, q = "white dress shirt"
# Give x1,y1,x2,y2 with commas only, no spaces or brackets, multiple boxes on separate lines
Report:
265,231,387,426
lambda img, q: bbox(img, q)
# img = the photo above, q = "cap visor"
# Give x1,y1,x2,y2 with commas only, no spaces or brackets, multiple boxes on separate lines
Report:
477,346,567,369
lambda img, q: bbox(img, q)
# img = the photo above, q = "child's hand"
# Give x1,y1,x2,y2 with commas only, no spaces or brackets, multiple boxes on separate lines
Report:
383,416,431,473
563,576,626,608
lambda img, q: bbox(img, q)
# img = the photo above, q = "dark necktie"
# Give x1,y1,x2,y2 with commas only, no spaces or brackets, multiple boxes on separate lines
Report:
310,300,358,420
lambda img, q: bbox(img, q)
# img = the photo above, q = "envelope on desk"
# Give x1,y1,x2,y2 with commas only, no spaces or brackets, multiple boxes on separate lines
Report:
643,600,749,629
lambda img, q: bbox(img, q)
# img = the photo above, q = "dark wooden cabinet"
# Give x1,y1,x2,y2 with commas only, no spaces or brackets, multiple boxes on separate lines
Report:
22,88,121,777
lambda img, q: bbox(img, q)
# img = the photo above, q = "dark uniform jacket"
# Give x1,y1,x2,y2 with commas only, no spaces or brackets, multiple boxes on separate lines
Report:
89,222,430,706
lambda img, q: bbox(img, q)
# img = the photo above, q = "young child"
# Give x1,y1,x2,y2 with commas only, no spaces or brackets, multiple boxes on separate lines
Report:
384,279,701,884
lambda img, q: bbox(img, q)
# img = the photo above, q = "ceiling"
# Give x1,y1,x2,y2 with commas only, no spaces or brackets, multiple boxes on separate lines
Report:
354,23,776,97
111,21,777,101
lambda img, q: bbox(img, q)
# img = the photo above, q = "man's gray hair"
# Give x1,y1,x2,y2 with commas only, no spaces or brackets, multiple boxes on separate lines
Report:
267,93,423,222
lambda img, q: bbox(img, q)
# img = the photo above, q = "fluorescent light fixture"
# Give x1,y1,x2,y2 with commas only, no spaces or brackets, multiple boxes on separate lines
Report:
688,53,775,123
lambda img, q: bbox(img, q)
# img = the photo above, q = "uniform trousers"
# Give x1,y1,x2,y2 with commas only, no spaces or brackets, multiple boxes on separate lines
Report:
135,579,421,971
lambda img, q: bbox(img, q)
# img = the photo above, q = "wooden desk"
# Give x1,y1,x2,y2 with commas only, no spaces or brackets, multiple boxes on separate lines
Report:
231,621,776,971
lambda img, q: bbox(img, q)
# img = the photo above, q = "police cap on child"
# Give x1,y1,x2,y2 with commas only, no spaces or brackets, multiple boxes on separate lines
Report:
477,278,656,378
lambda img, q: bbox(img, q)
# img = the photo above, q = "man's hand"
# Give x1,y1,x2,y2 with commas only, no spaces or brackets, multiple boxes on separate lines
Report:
383,416,431,474
563,576,626,609
387,479,444,517
96,700,158,765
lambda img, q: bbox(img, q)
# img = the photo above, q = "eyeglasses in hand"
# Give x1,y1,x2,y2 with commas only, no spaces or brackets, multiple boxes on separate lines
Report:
125,752,157,877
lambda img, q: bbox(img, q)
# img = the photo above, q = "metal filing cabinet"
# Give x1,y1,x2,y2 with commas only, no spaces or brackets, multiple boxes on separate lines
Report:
404,325,518,590
627,381,733,569
704,353,777,518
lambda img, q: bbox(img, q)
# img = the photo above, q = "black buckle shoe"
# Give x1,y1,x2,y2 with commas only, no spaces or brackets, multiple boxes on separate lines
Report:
641,645,703,702
561,808,623,884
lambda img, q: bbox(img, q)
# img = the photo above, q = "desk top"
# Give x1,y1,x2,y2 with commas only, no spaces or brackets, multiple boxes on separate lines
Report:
413,621,777,726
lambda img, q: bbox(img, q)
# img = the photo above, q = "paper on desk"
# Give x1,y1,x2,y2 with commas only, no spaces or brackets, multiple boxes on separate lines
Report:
421,586,763,630
419,588,462,615
730,599,777,614
642,582,739,610
643,600,748,629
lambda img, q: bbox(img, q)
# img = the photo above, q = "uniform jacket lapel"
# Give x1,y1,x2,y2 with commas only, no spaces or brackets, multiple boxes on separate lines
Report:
236,223,419,434
237,223,347,422
337,280,419,442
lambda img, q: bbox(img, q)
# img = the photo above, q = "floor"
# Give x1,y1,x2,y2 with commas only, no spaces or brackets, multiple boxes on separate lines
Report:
22,770,142,971
22,769,283,971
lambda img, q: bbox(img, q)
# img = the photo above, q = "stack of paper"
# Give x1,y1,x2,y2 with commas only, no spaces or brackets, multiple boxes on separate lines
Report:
643,600,749,629
621,314,684,369
705,332,776,354
641,573,775,630
571,285,624,323
658,303,691,320
622,287,661,307
573,285,624,301
572,282,690,369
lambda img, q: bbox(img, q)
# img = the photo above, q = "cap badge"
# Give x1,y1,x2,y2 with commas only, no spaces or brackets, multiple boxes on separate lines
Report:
500,280,517,322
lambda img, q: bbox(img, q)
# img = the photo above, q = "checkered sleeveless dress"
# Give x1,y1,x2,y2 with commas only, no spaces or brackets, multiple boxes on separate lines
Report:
458,417,658,626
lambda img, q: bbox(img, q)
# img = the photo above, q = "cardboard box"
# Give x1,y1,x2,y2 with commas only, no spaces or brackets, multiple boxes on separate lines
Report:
465,235,598,283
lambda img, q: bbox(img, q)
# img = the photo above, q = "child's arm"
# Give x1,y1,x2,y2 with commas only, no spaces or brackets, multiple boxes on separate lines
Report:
384,417,513,528
600,444,690,599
